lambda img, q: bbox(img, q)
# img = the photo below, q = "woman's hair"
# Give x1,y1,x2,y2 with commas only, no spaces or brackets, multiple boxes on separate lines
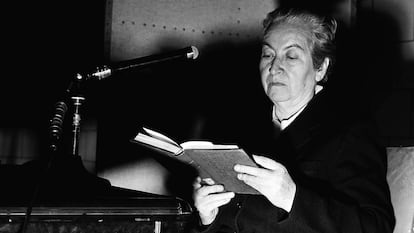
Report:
263,8,337,83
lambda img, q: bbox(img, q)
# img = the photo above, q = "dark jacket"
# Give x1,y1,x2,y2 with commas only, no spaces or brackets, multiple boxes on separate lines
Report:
201,89,395,233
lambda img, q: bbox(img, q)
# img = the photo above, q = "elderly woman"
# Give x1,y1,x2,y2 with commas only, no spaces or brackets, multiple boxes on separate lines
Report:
193,7,395,233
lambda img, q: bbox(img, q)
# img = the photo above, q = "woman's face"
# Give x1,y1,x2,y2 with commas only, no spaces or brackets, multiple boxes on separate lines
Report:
260,23,323,108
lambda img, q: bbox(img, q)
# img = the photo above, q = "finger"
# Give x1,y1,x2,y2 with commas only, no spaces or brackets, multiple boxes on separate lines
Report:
203,192,235,205
196,192,235,211
201,178,216,185
237,173,261,192
200,196,235,212
237,173,261,185
193,177,202,189
252,154,283,171
196,184,225,197
194,182,201,189
234,164,265,177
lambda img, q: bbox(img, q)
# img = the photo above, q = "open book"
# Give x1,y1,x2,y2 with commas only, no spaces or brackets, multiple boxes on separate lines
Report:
131,127,260,195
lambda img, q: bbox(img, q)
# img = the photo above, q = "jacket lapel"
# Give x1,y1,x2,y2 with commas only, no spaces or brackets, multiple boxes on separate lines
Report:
273,90,328,165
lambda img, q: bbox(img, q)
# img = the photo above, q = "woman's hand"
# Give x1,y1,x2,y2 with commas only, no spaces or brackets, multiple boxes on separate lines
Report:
193,177,235,225
234,155,296,212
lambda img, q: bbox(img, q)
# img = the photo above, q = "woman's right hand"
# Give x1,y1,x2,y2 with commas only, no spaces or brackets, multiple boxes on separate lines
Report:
193,177,235,225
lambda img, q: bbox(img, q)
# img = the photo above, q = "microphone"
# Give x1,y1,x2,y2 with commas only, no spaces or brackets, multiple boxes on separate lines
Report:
49,101,68,151
86,46,199,81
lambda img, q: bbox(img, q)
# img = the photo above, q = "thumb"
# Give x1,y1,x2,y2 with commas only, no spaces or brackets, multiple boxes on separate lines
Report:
252,154,281,170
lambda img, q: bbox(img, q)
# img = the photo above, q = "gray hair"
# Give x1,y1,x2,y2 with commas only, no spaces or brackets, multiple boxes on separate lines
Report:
263,8,337,82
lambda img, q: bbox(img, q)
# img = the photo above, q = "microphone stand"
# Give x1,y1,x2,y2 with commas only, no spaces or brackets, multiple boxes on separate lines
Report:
67,73,86,157
71,95,85,156
19,68,105,233
18,99,69,233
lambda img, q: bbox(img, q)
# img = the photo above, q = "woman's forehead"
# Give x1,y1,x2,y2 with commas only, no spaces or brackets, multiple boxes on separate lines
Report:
264,23,312,50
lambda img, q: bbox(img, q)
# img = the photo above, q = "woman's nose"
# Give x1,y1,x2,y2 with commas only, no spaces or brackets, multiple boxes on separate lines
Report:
269,58,282,75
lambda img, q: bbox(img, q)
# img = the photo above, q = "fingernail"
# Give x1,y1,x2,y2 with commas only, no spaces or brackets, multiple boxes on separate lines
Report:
237,174,242,180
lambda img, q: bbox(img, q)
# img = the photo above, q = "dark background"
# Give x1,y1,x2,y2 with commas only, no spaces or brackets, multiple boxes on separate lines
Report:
1,0,412,184
1,0,106,156
2,0,413,164
0,2,412,232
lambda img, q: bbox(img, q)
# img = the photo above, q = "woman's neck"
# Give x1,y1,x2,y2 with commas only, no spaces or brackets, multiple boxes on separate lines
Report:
274,101,308,121
274,85,323,121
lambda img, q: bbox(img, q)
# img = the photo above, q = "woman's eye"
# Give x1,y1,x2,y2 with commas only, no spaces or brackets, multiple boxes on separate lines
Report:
262,53,271,58
262,52,273,58
287,55,297,60
286,52,298,60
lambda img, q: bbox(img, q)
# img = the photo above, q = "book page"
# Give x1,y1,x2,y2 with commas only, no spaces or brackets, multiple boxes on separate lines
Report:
143,127,180,147
134,133,183,155
180,141,239,150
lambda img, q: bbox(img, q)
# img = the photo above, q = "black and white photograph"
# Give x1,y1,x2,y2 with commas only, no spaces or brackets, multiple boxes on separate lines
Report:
1,0,413,232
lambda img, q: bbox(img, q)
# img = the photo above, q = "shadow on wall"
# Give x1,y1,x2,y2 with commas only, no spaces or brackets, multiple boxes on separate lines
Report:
93,34,268,200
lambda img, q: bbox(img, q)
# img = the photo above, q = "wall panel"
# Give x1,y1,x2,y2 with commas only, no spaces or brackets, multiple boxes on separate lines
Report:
107,0,276,61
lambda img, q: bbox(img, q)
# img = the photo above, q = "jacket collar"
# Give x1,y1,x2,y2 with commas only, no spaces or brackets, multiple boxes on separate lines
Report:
273,89,330,163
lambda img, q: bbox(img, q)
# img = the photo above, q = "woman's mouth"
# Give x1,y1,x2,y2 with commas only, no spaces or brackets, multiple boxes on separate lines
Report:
268,81,285,87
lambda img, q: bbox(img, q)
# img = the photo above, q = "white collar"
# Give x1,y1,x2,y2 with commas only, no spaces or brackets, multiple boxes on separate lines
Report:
272,85,323,130
272,103,306,130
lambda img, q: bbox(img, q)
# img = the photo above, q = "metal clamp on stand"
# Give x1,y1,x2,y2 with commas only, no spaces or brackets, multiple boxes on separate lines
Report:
66,73,87,157
70,95,85,157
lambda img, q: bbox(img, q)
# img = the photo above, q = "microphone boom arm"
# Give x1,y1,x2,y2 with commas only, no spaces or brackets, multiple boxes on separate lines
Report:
85,46,199,81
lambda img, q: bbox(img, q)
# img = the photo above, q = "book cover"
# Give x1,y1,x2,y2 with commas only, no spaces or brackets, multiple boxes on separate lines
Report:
131,127,260,195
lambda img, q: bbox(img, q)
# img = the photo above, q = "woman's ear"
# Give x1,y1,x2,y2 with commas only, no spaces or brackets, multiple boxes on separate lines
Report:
315,58,330,82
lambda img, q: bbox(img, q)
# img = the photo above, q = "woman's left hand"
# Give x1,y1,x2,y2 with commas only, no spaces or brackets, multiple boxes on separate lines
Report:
234,154,296,212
